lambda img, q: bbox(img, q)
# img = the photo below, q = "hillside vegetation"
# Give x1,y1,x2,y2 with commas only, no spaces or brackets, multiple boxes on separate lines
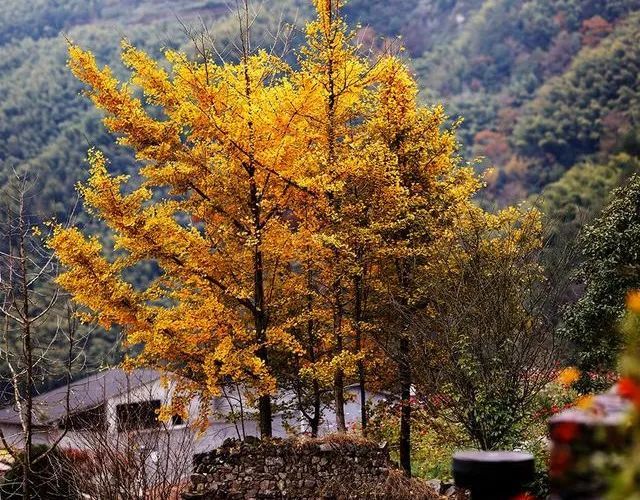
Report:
2,0,640,213
1,0,640,387
0,0,308,216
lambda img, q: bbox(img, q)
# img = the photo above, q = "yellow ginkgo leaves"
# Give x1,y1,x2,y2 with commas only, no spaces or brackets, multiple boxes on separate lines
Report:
51,0,539,439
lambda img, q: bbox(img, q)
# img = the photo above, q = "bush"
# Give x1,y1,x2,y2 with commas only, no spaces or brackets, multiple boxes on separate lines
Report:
0,445,79,499
367,399,467,481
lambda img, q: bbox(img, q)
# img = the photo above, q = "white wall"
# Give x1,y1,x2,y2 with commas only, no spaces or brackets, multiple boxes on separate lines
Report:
0,378,389,485
0,423,50,449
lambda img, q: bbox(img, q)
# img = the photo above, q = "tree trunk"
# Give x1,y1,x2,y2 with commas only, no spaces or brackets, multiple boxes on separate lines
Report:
253,234,272,438
333,285,346,433
310,379,321,438
399,336,412,476
258,392,272,438
306,280,322,438
334,369,346,433
323,2,346,435
354,274,367,434
250,167,272,439
358,362,367,434
254,250,272,438
397,259,412,476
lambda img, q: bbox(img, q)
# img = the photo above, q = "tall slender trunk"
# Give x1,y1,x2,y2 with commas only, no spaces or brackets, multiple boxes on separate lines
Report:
310,378,321,437
324,5,346,435
354,273,367,434
251,174,272,438
253,247,272,438
255,280,272,439
333,371,346,432
397,261,412,476
18,200,33,499
358,362,367,433
254,287,272,430
306,270,322,437
333,281,346,433
246,134,271,437
399,336,412,476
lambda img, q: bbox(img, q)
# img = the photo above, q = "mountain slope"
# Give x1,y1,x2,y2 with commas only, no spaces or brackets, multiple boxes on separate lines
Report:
2,0,640,213
411,0,640,203
0,0,309,216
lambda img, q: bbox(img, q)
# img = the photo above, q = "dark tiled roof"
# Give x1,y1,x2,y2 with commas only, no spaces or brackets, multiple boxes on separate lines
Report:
0,368,160,426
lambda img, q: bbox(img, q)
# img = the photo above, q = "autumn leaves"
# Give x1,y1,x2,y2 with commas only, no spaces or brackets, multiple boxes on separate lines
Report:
49,1,539,466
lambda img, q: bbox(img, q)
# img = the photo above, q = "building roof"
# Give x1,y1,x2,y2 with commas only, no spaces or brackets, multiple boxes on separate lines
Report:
0,368,160,426
0,370,392,429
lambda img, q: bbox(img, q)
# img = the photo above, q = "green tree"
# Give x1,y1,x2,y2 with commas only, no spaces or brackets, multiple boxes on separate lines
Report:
561,173,640,389
535,153,640,254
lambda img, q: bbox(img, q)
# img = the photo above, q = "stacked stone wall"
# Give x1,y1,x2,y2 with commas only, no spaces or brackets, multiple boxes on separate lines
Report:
183,436,392,499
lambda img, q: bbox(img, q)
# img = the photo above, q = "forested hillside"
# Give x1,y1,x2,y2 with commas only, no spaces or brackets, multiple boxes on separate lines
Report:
3,0,640,213
1,0,640,386
411,0,640,204
0,0,309,218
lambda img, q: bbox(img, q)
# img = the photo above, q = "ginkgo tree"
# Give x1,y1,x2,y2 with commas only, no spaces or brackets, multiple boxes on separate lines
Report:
51,18,317,437
49,0,539,474
363,57,482,474
49,0,383,438
292,0,386,434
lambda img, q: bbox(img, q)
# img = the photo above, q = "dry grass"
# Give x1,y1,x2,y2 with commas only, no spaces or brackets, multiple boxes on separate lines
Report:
282,432,380,452
320,469,443,499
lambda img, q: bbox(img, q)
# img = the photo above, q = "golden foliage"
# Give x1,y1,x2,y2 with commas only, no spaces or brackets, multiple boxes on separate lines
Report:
51,1,540,425
557,367,581,388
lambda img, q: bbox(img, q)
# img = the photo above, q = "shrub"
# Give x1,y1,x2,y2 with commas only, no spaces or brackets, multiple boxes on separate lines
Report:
0,445,79,499
367,399,466,481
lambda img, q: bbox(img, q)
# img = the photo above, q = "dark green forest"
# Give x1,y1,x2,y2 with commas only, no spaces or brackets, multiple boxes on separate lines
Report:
2,0,640,388
3,0,640,214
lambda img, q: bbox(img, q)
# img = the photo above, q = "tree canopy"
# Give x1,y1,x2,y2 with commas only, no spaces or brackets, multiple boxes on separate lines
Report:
561,174,640,389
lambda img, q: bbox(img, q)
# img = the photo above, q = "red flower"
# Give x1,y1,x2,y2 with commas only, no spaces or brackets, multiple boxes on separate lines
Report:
618,377,640,407
511,494,536,500
551,421,580,443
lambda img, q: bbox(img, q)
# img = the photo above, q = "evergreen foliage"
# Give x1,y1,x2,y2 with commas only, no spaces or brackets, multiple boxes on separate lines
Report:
514,15,640,173
535,154,640,248
561,174,640,389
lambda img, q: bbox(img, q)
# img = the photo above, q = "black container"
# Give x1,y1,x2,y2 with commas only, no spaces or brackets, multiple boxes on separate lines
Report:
453,450,535,500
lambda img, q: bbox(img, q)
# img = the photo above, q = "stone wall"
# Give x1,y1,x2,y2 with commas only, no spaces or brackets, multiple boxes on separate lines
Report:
182,436,393,499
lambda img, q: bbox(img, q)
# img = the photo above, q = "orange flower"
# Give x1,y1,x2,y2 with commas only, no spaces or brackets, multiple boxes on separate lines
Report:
575,395,595,411
618,377,640,407
557,367,580,387
626,290,640,313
